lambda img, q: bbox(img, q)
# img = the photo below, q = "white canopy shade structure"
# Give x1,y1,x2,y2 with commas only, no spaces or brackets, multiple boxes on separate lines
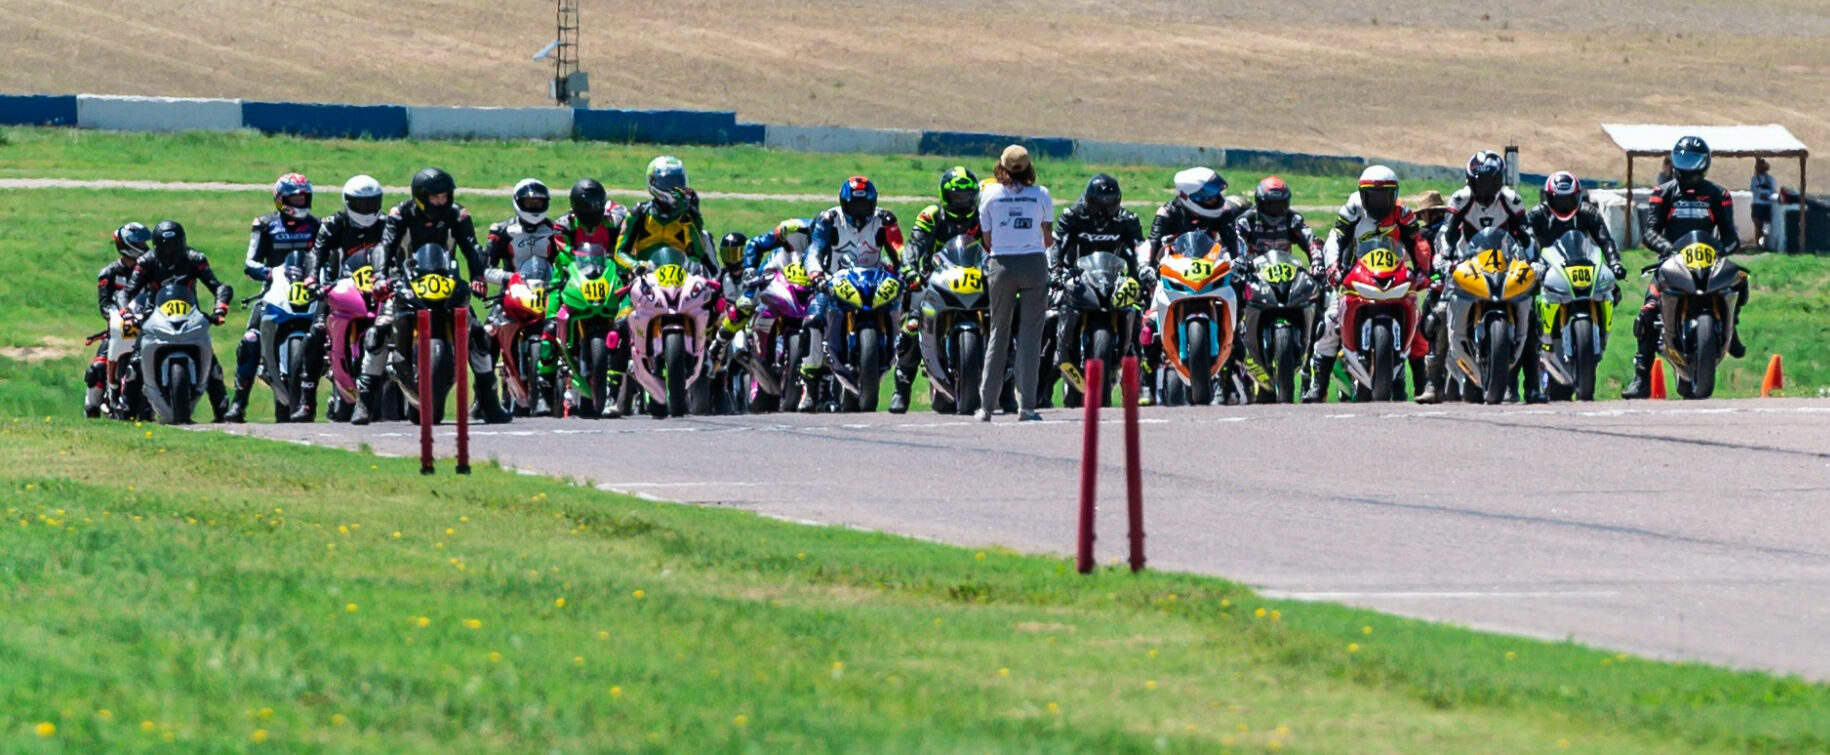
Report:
1603,123,1808,249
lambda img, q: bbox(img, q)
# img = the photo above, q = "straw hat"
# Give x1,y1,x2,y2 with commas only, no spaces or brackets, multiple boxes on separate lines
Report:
1410,190,1448,213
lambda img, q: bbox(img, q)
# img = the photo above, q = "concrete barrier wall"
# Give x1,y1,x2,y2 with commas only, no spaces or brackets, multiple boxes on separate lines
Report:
919,131,1077,160
408,106,572,141
244,101,408,139
1075,139,1222,167
77,94,242,132
573,108,756,146
763,125,921,154
0,94,78,126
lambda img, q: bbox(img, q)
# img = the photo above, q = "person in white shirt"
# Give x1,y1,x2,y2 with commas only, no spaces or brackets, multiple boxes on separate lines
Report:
976,145,1054,421
1750,158,1779,250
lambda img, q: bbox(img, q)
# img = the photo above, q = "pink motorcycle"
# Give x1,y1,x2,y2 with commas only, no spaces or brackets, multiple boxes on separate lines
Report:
324,247,387,422
626,247,719,418
731,258,815,413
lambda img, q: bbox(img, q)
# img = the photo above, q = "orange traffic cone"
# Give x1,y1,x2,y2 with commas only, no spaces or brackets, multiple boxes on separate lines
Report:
1761,354,1785,397
1649,358,1667,400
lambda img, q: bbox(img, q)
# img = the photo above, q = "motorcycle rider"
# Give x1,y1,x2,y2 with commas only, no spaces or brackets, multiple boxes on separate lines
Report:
116,220,234,422
889,167,981,414
308,175,389,423
87,222,153,418
1050,173,1147,397
1234,177,1322,260
223,173,321,422
800,176,905,412
372,166,512,424
1622,136,1746,399
1524,171,1625,281
1436,150,1539,403
1143,167,1244,405
541,178,630,416
613,157,715,274
1301,165,1434,403
484,178,566,416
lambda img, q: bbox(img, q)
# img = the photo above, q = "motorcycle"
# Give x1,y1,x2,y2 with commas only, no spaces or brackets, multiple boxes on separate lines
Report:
1237,242,1321,404
323,246,392,422
387,243,466,424
826,263,902,412
490,256,553,416
731,256,816,413
137,283,215,425
917,237,992,414
1337,237,1424,402
96,291,152,421
1152,233,1236,407
1444,229,1539,405
626,246,719,418
551,244,621,418
253,250,321,422
1653,231,1746,399
1537,230,1618,401
1053,247,1141,408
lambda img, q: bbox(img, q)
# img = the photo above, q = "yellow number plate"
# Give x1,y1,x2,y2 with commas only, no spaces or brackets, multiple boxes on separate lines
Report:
1183,258,1215,281
411,275,455,302
783,263,810,287
159,299,192,318
1476,248,1509,274
951,268,984,294
1262,262,1297,284
1363,247,1399,274
1565,264,1595,287
1681,243,1717,270
522,288,549,312
1113,277,1141,308
351,265,374,290
654,264,686,288
580,278,609,303
288,281,313,306
833,278,861,306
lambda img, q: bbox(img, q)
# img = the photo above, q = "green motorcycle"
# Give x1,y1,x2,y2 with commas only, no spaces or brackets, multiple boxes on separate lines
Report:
550,244,624,418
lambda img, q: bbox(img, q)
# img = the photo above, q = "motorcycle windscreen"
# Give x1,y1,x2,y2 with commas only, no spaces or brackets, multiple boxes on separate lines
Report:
280,250,310,282
519,256,555,284
1550,230,1594,266
938,237,986,270
1077,251,1126,283
152,282,199,316
410,243,456,278
646,245,690,273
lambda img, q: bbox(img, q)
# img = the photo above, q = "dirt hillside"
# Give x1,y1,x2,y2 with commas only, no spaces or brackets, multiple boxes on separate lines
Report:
6,0,1828,187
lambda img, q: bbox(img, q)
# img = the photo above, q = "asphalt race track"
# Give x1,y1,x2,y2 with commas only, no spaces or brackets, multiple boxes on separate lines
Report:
230,399,1830,680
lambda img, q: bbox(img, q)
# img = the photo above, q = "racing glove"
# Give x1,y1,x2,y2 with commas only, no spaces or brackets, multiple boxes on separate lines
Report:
1609,262,1628,280
211,303,230,325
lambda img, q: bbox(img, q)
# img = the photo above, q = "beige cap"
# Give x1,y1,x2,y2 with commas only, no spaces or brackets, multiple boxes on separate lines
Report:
999,144,1032,173
1410,190,1448,212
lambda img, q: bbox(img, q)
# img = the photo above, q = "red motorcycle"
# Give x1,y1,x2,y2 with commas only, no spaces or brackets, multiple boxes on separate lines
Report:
1336,238,1425,401
489,257,553,416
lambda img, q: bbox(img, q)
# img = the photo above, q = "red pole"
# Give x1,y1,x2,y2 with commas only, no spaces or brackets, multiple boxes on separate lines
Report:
454,305,471,474
1121,355,1145,573
1076,357,1105,574
417,309,434,474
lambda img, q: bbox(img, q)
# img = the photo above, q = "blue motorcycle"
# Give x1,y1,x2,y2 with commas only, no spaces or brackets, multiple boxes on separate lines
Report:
826,265,901,412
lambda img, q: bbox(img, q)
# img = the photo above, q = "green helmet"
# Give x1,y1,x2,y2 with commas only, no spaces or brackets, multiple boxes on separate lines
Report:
646,156,689,216
939,166,980,220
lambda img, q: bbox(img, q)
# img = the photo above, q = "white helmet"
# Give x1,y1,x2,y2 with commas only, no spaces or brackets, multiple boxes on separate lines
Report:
342,175,384,229
512,178,551,225
1174,167,1230,218
1356,165,1401,218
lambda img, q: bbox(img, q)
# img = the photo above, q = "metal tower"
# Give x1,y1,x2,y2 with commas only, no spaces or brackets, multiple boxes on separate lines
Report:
552,0,588,106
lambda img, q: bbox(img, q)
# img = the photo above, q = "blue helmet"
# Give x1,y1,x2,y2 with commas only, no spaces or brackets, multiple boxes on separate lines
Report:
840,176,878,228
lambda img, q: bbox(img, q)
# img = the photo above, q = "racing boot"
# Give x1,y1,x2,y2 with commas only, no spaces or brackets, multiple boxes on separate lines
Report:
601,371,625,419
207,372,229,424
796,366,820,413
288,381,317,422
1300,355,1335,404
350,376,378,426
221,379,252,424
888,368,914,414
1138,362,1157,407
1620,353,1654,399
1408,357,1428,401
474,373,513,424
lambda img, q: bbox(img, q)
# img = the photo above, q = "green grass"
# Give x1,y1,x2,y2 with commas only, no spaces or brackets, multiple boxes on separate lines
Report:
0,127,1434,207
4,417,1829,752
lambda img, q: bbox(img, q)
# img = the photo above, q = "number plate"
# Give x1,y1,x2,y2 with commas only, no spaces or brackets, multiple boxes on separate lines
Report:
159,299,192,318
1262,262,1297,284
1183,258,1214,281
1363,247,1399,274
654,264,686,288
288,281,313,306
1565,264,1595,287
1681,243,1717,270
580,278,609,303
783,263,810,287
411,275,455,301
351,265,374,290
951,268,984,294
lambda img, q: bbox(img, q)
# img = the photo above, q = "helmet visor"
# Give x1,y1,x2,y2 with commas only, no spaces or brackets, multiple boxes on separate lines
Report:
346,195,382,216
943,188,978,215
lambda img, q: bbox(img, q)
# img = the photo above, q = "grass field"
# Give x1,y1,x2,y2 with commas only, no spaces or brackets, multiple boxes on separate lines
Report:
6,131,1830,750
5,416,1830,752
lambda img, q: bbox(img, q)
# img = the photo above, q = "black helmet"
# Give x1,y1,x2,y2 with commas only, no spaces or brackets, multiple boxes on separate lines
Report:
1465,150,1506,201
114,222,152,258
939,166,980,220
151,220,187,268
569,178,608,227
718,232,748,267
1672,136,1711,188
1083,173,1122,219
410,167,457,219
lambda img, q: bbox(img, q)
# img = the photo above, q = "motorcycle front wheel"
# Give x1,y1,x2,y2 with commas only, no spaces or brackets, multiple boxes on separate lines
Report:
1483,318,1511,405
1691,313,1719,399
1185,319,1213,406
663,331,689,418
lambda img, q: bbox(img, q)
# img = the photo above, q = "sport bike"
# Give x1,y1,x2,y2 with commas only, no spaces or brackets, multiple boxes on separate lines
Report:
917,237,992,414
1536,230,1617,401
1652,231,1746,399
1151,233,1236,407
826,264,902,412
1336,237,1424,402
138,283,215,425
1237,242,1321,403
1444,229,1538,405
626,247,719,418
551,245,621,418
253,250,321,422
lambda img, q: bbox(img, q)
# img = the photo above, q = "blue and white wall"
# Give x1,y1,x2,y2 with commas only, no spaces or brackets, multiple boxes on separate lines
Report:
1,92,1568,184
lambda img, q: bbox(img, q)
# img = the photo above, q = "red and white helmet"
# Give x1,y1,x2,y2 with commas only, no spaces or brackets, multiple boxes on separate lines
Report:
273,172,313,220
1543,171,1582,221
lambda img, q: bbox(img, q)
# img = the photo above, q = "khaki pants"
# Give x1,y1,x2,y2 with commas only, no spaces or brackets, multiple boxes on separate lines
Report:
979,253,1049,413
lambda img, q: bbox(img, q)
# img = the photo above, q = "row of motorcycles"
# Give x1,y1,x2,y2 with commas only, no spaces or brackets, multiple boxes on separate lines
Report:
94,226,1746,424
